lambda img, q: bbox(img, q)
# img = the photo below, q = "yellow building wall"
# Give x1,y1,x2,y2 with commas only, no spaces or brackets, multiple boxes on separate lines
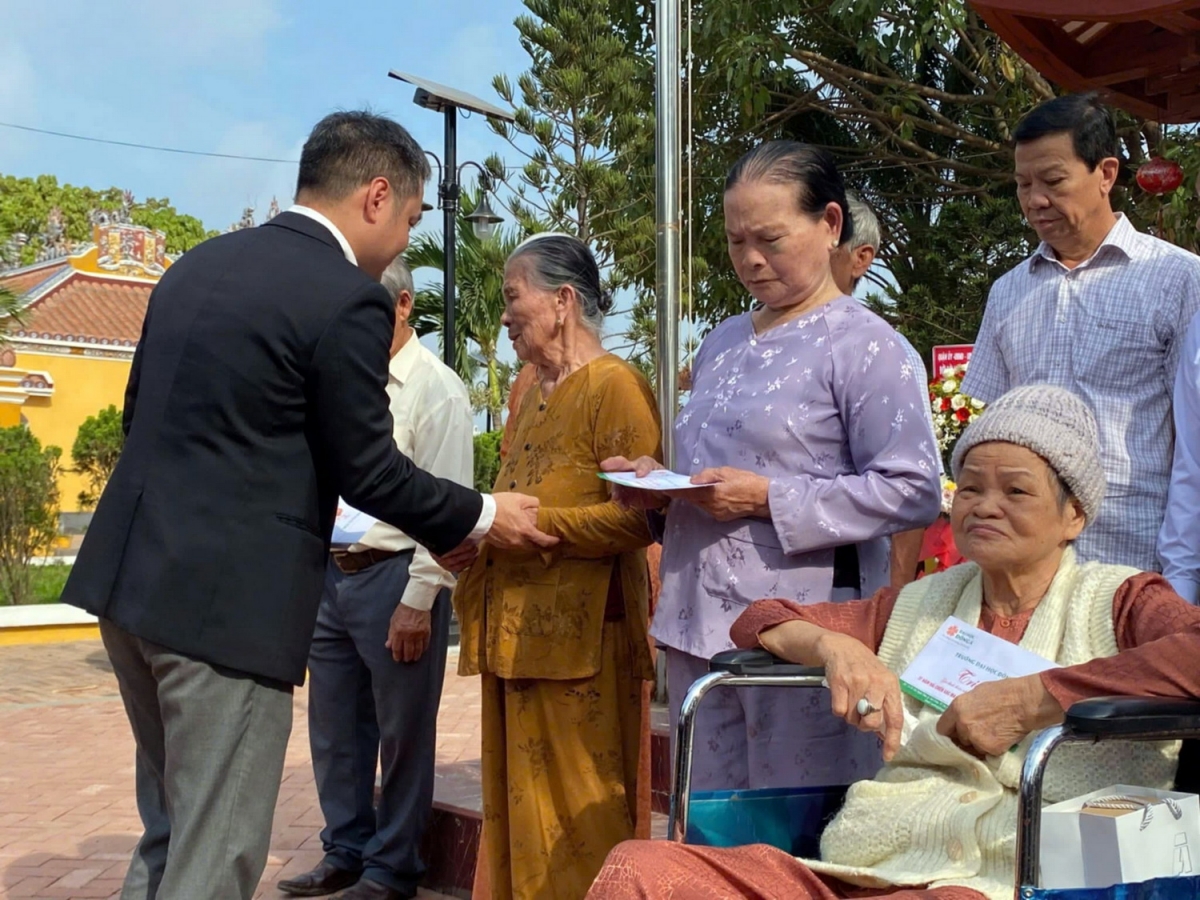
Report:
15,348,132,513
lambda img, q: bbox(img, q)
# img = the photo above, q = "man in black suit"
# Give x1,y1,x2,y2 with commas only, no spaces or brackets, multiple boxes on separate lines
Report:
61,111,556,900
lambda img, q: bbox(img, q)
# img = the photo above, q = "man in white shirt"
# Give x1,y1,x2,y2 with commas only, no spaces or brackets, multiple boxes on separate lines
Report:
279,258,474,900
963,93,1200,571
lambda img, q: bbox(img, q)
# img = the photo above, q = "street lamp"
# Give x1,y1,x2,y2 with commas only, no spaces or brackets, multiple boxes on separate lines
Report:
465,173,504,240
389,70,515,372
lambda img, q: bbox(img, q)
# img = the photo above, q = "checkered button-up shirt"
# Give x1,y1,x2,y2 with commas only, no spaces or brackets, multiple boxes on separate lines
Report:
963,213,1200,571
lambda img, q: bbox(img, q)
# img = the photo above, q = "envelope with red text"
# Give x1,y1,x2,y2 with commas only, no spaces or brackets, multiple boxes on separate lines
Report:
899,616,1060,712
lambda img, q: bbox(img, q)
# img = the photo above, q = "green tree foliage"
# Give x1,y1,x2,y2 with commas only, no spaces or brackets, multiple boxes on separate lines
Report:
588,0,1186,364
129,197,215,254
71,404,125,510
0,286,21,344
487,0,659,365
0,426,61,606
406,191,528,425
473,430,503,493
598,0,1052,361
0,174,215,263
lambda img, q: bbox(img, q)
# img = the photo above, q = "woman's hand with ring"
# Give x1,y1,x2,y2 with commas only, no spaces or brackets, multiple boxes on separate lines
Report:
815,631,904,761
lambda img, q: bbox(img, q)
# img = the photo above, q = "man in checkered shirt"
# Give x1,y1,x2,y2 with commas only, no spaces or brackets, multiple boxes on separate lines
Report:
963,93,1200,571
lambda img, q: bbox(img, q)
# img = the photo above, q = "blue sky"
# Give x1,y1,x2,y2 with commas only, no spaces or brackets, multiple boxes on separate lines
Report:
0,0,533,236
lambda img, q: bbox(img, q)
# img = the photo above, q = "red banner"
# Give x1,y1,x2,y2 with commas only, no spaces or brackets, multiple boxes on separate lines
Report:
931,344,974,376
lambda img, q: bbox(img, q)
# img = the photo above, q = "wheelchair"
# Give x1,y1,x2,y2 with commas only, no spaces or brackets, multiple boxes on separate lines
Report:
668,648,1200,899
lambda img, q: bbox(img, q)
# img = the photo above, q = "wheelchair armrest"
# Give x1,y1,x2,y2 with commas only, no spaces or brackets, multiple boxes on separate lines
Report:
1064,696,1200,738
709,648,825,678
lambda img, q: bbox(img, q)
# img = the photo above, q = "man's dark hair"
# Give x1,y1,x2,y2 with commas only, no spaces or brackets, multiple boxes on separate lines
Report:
296,111,431,204
1013,93,1118,171
725,140,854,245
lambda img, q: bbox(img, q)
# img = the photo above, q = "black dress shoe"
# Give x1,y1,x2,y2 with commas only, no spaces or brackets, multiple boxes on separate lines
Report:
331,877,413,900
277,861,362,897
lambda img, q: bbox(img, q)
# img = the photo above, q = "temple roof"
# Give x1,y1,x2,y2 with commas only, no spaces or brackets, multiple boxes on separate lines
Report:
972,1,1200,123
0,222,170,350
3,273,149,347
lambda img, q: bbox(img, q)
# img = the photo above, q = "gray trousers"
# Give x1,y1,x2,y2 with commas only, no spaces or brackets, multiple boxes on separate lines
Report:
307,553,450,895
100,618,294,900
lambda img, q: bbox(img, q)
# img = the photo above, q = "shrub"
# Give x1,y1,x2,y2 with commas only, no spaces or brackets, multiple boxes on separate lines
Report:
0,426,61,605
72,404,124,509
473,430,503,493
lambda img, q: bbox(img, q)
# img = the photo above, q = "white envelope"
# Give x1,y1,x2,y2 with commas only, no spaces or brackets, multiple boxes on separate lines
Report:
330,499,377,546
899,616,1059,712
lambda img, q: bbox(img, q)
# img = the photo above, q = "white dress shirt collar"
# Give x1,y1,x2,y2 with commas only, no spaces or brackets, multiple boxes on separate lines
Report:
286,204,357,265
387,333,423,387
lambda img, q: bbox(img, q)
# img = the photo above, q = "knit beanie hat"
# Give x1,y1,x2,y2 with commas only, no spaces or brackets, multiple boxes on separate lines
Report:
950,384,1104,522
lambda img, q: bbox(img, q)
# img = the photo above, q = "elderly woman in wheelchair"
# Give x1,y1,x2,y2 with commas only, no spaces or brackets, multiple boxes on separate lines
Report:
587,385,1200,900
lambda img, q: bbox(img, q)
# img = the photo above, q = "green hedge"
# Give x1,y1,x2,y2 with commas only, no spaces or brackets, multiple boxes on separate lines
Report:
474,430,503,493
0,564,73,605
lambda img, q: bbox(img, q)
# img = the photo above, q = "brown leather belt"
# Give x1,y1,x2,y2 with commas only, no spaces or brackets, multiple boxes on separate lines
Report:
330,547,400,575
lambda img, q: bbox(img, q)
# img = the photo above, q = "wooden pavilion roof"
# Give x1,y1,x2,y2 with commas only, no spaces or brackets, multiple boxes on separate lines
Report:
971,1,1200,123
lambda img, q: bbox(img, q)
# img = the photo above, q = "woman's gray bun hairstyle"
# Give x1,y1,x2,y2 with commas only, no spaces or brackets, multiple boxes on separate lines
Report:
508,232,612,335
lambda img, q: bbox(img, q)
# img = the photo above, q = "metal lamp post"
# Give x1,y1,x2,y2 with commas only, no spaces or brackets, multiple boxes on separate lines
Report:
389,70,515,372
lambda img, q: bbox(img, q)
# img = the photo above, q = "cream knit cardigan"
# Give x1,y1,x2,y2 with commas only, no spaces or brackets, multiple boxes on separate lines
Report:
804,549,1179,900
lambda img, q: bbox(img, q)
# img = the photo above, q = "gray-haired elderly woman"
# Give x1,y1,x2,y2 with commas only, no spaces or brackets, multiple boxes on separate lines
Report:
590,384,1200,900
453,233,663,900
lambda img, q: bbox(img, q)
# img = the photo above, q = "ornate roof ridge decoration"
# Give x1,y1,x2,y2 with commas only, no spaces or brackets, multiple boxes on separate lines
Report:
0,188,183,276
971,0,1200,123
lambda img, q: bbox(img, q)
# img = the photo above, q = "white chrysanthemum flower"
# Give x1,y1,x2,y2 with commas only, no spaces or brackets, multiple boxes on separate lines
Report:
942,379,957,394
951,395,966,410
970,398,985,409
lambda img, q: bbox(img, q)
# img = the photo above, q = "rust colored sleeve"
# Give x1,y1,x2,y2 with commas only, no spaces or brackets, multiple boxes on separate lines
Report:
1041,573,1200,711
730,587,902,653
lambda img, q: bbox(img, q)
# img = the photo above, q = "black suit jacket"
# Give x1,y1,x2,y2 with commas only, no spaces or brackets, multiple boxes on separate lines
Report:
61,212,483,685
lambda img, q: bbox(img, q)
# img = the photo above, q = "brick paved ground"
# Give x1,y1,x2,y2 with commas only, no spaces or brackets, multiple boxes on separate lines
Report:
0,640,478,900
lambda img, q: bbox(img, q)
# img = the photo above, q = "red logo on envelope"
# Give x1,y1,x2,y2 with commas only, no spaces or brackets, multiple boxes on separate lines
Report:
946,625,958,637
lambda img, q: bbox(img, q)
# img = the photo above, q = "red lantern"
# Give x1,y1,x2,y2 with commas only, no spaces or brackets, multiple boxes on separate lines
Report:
1136,157,1184,194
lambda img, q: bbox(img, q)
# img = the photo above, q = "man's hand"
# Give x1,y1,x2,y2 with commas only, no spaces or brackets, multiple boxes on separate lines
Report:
665,466,771,522
937,674,1065,758
434,542,479,574
600,455,670,510
486,492,560,551
386,604,431,663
